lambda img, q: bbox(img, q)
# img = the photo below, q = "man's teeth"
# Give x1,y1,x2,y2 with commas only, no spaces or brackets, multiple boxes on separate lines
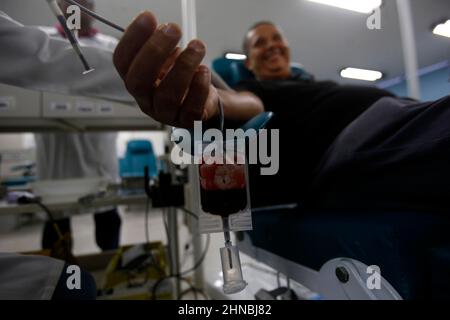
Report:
265,50,282,59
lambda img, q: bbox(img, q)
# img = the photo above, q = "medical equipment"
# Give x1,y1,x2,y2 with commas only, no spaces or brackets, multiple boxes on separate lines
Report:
199,112,277,295
46,0,94,74
45,0,123,75
47,0,128,73
197,140,250,294
195,101,260,294
172,108,273,294
15,192,75,263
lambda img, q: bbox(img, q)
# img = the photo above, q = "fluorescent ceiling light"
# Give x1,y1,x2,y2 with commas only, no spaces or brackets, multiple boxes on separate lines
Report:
433,20,450,38
340,67,383,81
307,0,382,14
225,53,247,60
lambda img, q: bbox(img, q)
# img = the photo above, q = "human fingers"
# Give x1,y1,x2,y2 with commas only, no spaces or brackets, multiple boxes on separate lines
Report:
178,65,212,128
156,46,182,85
125,23,182,100
154,40,206,124
113,11,157,79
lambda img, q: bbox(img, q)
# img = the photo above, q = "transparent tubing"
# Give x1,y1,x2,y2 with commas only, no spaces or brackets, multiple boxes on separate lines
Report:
220,217,247,294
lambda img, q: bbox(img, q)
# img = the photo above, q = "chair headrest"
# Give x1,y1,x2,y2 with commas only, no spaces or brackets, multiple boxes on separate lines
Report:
126,140,154,153
212,58,314,88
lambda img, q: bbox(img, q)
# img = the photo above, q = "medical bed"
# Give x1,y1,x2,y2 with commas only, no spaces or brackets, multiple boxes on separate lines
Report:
212,58,450,300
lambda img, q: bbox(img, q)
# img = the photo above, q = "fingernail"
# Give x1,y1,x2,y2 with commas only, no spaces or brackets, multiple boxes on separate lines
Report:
189,40,205,53
198,65,209,74
158,23,180,37
198,66,211,82
134,12,151,26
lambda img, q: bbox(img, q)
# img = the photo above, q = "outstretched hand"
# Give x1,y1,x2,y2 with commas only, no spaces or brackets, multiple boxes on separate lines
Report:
113,11,219,128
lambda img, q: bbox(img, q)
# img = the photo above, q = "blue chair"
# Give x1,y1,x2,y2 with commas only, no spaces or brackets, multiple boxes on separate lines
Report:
119,140,158,179
212,57,314,88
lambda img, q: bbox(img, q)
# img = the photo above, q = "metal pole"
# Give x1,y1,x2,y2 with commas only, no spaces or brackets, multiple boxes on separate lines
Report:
181,0,198,47
188,165,205,290
181,0,205,291
396,0,421,100
167,206,181,298
163,129,181,298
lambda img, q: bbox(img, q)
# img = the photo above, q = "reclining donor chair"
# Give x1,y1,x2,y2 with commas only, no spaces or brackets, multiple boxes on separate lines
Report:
210,57,450,300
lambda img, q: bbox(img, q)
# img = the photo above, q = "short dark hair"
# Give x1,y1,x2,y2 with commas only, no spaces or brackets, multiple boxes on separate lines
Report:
242,21,277,57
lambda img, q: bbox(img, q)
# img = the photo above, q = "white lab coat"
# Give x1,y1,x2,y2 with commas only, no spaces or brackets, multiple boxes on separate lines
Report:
0,11,134,300
0,11,133,103
34,27,120,184
0,253,64,300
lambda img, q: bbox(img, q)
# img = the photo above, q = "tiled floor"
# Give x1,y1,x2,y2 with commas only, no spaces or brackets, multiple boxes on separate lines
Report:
0,206,190,255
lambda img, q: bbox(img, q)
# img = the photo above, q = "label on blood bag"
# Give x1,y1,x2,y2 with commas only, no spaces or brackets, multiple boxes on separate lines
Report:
51,102,71,112
0,97,16,111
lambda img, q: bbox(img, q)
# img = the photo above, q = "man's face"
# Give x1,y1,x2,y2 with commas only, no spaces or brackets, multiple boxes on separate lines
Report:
245,24,291,80
60,0,94,30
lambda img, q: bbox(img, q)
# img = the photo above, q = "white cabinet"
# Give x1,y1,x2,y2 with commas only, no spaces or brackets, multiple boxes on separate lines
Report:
0,84,41,118
42,92,144,118
40,92,161,131
0,86,162,132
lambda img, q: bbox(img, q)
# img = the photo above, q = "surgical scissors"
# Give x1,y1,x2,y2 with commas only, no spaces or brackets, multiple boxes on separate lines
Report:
46,0,94,74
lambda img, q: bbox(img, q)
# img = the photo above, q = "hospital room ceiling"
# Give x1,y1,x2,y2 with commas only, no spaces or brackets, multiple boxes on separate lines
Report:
2,0,449,85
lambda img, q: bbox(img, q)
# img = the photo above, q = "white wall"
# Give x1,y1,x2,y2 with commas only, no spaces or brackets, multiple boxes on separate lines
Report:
0,134,29,151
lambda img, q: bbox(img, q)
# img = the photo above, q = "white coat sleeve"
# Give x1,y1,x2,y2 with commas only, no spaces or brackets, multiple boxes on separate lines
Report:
0,253,65,300
0,11,134,104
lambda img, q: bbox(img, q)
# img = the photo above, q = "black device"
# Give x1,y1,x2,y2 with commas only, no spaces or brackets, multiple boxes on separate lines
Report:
144,167,185,208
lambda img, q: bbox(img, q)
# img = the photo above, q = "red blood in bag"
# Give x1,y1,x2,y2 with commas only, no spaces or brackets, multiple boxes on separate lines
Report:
199,153,248,216
200,164,245,190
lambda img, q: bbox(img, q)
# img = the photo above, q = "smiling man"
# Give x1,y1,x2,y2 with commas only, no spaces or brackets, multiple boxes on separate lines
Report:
236,21,396,205
243,22,291,81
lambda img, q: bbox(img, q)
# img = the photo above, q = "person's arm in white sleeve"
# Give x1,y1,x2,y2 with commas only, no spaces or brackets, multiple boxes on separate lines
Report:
0,11,134,104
